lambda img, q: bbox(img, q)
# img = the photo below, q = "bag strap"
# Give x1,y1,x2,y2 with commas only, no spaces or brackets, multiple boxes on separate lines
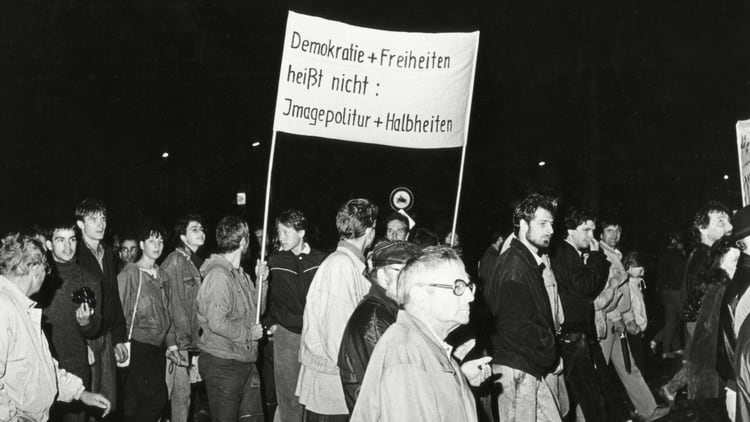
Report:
127,270,144,341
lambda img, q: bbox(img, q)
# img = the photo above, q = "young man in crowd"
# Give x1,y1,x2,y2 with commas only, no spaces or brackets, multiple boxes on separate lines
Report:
598,218,667,422
197,216,268,422
75,198,128,416
550,208,611,421
41,221,103,422
485,193,561,421
297,198,378,421
0,234,111,421
338,240,422,412
116,234,140,274
265,210,325,422
118,225,177,422
350,246,492,421
161,214,206,422
686,202,733,346
384,212,409,241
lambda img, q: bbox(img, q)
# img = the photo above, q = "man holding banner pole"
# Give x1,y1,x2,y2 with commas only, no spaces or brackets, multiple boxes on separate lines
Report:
196,216,269,422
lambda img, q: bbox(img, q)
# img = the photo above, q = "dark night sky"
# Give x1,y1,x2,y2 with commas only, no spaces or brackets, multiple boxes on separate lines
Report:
2,0,750,264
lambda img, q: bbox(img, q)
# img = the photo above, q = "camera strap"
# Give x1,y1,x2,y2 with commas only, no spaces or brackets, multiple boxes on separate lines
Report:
127,270,144,341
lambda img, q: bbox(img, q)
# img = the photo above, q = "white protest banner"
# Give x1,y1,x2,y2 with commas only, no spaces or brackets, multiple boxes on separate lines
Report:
273,11,479,149
737,119,750,206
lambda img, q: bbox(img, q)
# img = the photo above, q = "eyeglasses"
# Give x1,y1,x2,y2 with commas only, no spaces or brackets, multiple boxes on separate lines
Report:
427,279,475,296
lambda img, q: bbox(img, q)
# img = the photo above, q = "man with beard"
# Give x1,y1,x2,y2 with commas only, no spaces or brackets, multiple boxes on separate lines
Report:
485,193,561,421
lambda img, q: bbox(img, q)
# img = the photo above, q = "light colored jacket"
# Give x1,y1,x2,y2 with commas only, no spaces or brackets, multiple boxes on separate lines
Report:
0,275,85,422
594,242,633,337
197,254,266,362
118,263,175,348
350,311,477,422
162,247,202,350
297,241,370,414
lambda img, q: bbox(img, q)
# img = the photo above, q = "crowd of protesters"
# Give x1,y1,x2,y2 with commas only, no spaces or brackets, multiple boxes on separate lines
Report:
5,194,750,422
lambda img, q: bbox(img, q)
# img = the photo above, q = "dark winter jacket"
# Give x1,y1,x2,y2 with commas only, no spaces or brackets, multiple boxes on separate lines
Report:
338,283,398,413
718,253,750,388
77,242,127,344
484,238,557,379
550,241,610,336
656,247,686,291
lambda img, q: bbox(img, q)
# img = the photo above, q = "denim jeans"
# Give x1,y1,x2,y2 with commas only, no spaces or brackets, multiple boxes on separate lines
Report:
560,332,608,421
199,352,264,422
494,365,562,422
165,350,191,422
273,326,302,422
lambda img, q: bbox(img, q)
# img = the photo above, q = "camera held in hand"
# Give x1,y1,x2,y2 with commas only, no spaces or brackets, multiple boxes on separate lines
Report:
71,286,96,309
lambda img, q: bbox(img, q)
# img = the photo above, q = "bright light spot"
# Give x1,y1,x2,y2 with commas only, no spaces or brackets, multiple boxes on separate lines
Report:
236,192,246,205
538,161,546,167
252,141,260,147
724,174,729,180
162,152,169,158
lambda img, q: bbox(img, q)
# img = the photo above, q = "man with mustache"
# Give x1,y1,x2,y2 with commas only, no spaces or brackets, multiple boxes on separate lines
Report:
485,193,562,421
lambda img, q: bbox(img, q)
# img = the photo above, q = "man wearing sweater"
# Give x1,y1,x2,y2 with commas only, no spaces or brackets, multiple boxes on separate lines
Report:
41,222,103,422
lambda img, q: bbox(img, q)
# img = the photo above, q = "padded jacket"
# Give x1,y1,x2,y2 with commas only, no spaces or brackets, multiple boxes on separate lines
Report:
484,238,557,379
338,284,398,412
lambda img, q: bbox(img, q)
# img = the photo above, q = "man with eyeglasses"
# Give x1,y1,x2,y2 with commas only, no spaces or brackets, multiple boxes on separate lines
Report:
161,214,206,422
337,240,422,413
116,235,140,274
350,246,491,422
485,193,561,421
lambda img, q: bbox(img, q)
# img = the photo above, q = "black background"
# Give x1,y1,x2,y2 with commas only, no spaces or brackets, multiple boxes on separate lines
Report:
2,0,749,265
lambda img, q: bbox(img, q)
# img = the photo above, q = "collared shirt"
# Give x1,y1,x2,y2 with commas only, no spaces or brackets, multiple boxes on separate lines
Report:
84,240,105,271
416,314,454,360
0,276,85,422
